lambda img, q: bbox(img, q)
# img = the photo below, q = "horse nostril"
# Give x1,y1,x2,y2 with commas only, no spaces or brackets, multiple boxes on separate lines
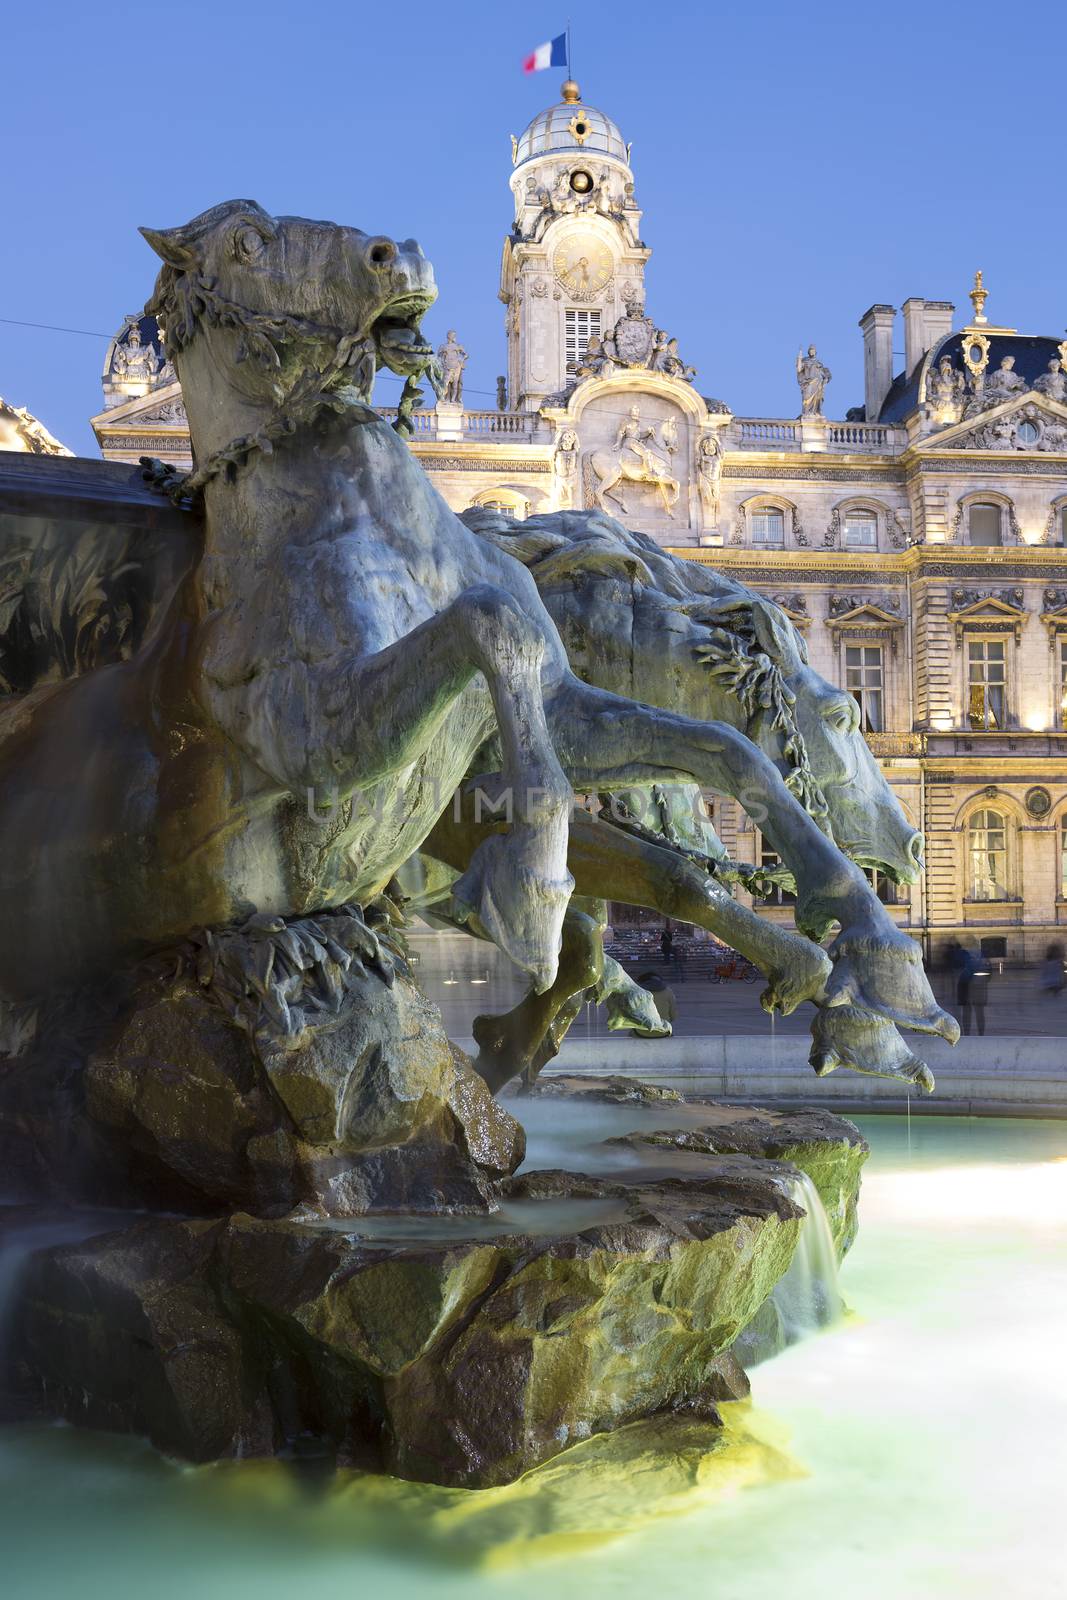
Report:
908,832,926,866
366,237,397,270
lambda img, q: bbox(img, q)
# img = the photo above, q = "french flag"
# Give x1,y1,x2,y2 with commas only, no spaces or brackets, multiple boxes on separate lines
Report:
523,32,568,73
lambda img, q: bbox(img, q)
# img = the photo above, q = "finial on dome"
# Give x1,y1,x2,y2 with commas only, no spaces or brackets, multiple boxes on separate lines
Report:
561,79,581,103
969,270,989,326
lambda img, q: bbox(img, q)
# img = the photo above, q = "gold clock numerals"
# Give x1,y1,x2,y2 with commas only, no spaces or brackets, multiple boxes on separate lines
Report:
553,237,612,302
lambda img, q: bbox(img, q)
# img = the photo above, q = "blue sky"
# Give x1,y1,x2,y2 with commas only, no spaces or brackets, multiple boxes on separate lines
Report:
3,0,1066,454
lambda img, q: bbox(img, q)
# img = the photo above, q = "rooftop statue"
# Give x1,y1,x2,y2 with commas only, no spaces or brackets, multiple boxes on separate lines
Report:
796,344,831,417
436,328,468,405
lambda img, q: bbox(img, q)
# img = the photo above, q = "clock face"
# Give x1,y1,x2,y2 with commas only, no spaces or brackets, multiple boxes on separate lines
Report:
553,235,613,301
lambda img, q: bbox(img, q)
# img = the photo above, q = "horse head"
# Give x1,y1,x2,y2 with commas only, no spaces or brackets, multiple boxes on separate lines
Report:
140,201,437,447
692,595,925,887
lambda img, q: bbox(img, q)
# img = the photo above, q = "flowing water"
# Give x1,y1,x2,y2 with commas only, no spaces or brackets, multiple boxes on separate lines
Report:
2,1114,1065,1599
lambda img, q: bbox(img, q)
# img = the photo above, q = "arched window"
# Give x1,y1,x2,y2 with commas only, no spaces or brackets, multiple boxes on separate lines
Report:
843,509,877,550
751,508,784,548
472,491,528,521
1059,506,1067,548
968,503,1002,547
968,809,1010,901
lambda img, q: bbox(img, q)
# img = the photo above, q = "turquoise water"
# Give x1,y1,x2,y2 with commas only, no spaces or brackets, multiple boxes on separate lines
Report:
2,1114,1065,1600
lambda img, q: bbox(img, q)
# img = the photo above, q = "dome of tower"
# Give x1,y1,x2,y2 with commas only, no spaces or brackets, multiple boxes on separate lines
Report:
514,81,627,168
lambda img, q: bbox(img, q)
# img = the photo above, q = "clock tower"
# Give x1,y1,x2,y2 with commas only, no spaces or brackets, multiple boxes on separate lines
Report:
501,80,649,409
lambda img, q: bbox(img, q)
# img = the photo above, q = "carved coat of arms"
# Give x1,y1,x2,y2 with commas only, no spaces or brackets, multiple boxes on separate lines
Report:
609,312,655,368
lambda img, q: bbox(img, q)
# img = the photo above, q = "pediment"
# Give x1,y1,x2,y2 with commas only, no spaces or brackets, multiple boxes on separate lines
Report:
947,588,1028,641
826,601,904,627
921,392,1067,453
90,382,187,430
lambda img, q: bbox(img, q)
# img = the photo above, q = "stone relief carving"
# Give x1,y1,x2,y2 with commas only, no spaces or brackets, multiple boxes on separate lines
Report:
696,431,722,519
0,397,72,457
553,427,580,509
828,591,902,619
436,330,468,405
950,586,1025,611
574,290,696,385
769,591,808,617
972,355,1028,412
1042,586,1067,612
924,356,967,426
583,404,681,518
888,512,909,550
796,344,830,417
496,375,508,411
947,401,1067,452
136,399,188,425
1033,359,1067,404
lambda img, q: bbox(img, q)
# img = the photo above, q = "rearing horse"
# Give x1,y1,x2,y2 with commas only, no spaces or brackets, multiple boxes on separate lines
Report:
0,202,945,1065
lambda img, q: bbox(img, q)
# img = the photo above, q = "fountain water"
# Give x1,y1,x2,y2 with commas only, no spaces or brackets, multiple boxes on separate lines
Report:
735,1170,843,1366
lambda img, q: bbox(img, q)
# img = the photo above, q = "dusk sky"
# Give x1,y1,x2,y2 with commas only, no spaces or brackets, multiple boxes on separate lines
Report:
4,0,1067,453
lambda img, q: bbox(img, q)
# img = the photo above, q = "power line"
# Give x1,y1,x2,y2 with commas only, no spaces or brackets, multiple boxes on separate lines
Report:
0,315,112,340
1,315,718,428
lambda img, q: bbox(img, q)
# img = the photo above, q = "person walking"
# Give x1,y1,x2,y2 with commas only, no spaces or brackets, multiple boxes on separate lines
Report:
1038,943,1065,998
947,940,978,1035
965,954,992,1038
659,926,674,967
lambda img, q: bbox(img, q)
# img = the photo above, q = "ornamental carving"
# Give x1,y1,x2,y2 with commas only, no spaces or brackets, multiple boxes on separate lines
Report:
575,289,696,384
943,402,1067,453
948,586,1027,643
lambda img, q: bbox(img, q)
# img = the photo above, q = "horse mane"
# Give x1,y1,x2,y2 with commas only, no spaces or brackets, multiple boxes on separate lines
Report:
460,505,830,828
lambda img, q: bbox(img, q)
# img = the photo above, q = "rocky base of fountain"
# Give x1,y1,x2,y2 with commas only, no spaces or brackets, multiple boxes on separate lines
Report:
2,1091,867,1488
0,914,524,1218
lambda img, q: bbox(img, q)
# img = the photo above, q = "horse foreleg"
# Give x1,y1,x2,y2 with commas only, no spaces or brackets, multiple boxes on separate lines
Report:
470,907,602,1093
544,677,957,1042
566,810,831,1015
211,584,573,991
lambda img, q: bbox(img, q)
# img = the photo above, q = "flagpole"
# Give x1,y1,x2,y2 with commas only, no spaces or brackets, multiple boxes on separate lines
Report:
567,19,572,78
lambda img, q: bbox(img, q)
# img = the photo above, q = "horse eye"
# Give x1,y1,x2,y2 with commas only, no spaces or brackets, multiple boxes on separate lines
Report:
234,226,266,261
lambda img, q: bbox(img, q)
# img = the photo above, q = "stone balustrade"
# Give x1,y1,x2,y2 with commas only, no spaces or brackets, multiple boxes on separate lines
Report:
375,406,544,440
734,417,905,454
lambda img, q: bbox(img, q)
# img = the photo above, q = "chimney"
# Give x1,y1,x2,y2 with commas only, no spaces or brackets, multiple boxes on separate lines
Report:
923,300,955,352
903,298,956,377
859,304,895,421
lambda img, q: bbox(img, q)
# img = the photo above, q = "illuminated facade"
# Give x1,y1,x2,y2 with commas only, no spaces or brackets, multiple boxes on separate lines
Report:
89,83,1067,960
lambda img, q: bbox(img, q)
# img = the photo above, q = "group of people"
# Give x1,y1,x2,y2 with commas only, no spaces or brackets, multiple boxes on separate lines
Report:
943,940,1066,1036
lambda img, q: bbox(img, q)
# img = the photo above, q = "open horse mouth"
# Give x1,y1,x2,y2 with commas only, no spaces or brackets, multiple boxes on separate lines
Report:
372,292,436,372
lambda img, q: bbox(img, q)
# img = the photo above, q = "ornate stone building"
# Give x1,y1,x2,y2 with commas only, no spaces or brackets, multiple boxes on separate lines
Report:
89,81,1067,962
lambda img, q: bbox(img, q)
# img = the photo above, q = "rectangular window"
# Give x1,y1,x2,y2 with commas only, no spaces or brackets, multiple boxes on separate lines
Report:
845,644,884,733
967,639,1006,729
968,504,1002,546
1060,639,1067,731
752,509,785,547
843,511,877,550
1062,819,1067,899
564,309,601,376
758,837,796,905
1059,506,1067,547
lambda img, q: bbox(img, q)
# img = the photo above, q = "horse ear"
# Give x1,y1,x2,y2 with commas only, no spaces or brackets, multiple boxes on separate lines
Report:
139,226,199,271
748,597,808,667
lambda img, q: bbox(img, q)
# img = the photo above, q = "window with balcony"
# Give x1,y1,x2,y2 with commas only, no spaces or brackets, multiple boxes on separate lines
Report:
967,639,1006,729
843,509,877,550
751,508,785,548
845,644,884,733
968,809,1011,902
968,503,1002,547
564,309,601,376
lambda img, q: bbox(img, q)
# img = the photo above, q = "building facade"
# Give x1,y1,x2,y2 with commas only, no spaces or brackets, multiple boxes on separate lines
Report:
89,81,1067,962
